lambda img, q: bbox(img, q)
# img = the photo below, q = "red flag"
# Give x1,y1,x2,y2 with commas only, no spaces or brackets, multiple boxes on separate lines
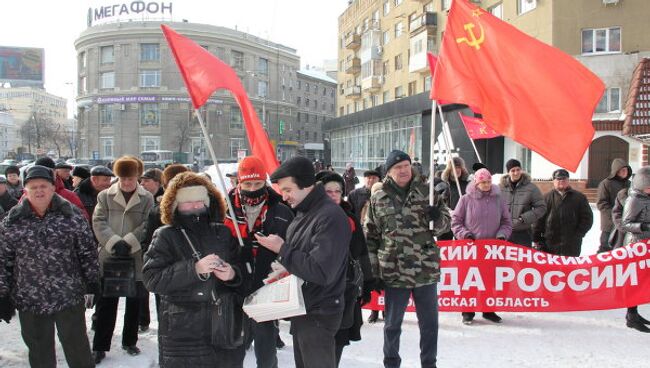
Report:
431,0,604,172
161,25,279,173
459,113,499,139
427,52,480,113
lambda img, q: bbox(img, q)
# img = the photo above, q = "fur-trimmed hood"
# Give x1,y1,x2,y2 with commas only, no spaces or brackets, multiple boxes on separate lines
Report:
160,172,225,225
499,172,532,188
441,161,470,183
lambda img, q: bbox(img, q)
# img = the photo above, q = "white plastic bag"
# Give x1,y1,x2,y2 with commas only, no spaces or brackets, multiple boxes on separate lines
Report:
243,274,306,322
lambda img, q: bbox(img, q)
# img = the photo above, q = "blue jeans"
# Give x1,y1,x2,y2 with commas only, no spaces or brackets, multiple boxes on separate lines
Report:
383,284,438,368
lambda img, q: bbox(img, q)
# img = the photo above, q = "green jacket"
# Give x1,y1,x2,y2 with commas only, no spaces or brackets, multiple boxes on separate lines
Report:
365,175,451,288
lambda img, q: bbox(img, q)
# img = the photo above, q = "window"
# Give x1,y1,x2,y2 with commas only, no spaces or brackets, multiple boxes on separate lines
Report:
596,87,621,113
100,137,113,159
394,0,402,6
230,138,245,158
306,98,310,107
383,60,390,75
79,76,87,94
139,70,161,87
100,72,115,89
518,0,536,15
373,9,380,22
489,3,503,19
394,54,403,70
100,46,114,64
99,105,113,125
140,43,160,62
442,0,451,10
305,83,310,92
140,103,160,126
383,1,390,16
395,86,404,99
582,27,621,54
258,58,269,75
371,94,379,107
383,90,391,103
298,80,302,89
79,52,86,69
297,112,301,122
140,136,160,152
408,81,417,96
424,75,432,91
394,22,403,38
258,81,268,97
231,50,244,70
230,106,243,129
383,30,390,46
297,97,302,105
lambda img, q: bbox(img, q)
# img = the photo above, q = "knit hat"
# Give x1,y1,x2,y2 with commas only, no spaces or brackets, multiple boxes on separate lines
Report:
162,164,189,187
385,150,411,172
72,166,90,180
34,157,56,169
25,165,55,185
141,168,163,182
505,159,522,172
114,156,143,178
270,156,316,188
472,162,487,172
316,171,345,191
474,168,492,184
5,165,20,176
173,185,210,214
238,156,266,183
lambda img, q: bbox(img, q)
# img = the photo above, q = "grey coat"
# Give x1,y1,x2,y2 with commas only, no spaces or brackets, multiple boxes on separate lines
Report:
93,182,154,281
597,158,631,232
621,166,650,243
499,173,546,232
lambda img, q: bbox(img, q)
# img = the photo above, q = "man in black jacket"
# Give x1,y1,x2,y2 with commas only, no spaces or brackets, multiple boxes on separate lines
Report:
74,166,114,216
257,156,351,368
224,156,294,368
596,158,631,253
533,169,593,256
0,176,18,213
347,169,381,219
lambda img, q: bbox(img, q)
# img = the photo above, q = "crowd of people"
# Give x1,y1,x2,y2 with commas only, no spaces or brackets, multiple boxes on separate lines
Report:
0,151,647,368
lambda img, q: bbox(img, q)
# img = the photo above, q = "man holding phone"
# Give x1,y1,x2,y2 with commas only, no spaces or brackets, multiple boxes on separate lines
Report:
223,156,294,368
256,156,351,368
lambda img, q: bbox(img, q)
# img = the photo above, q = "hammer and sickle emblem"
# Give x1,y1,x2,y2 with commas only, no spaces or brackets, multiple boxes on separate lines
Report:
456,22,485,50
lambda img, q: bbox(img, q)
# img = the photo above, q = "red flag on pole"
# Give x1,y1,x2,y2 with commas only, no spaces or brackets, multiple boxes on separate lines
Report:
459,113,499,139
161,24,279,174
431,0,604,172
427,52,480,113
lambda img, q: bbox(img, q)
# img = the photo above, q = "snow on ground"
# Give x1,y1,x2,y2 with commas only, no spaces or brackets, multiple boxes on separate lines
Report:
2,205,650,367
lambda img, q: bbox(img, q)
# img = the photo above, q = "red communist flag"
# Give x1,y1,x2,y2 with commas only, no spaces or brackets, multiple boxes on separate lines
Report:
431,0,604,172
161,25,279,173
459,113,499,139
427,52,480,113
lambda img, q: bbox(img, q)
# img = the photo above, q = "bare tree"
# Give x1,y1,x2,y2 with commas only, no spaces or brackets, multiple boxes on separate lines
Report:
174,119,192,155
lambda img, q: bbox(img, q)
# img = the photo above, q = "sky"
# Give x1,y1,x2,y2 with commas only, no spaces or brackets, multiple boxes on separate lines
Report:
0,0,349,118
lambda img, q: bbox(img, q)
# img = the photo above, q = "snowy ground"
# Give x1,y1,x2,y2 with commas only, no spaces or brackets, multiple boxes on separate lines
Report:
2,205,650,367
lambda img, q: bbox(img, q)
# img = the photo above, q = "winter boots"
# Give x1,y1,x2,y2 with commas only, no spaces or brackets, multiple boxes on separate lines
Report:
462,312,502,325
626,308,650,333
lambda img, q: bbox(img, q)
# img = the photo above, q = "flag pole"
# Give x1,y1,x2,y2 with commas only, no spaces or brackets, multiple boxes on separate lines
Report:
436,104,463,196
429,99,438,230
457,112,483,164
194,108,250,271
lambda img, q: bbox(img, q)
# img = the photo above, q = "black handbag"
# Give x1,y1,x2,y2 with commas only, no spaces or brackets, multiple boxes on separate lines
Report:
340,253,364,329
180,228,245,350
102,256,137,298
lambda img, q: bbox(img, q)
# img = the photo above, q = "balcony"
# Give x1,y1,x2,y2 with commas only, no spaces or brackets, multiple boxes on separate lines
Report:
345,57,361,74
345,33,361,50
344,86,362,98
409,12,437,35
409,51,430,74
361,76,382,92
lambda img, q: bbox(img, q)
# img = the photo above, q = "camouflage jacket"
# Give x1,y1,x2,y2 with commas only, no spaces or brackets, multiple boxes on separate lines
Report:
365,175,451,288
0,194,99,315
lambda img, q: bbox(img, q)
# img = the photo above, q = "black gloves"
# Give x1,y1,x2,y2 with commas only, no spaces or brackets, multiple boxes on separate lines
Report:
466,233,476,240
641,223,650,232
0,296,15,324
361,280,374,306
113,240,131,257
426,205,441,221
366,278,385,293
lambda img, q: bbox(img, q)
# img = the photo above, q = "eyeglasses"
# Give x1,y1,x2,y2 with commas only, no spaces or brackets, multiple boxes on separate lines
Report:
326,190,342,195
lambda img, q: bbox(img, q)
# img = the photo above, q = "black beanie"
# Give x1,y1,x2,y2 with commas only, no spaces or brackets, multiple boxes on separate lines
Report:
270,156,316,188
316,171,345,191
35,157,56,169
472,162,487,172
72,166,91,180
385,150,411,172
505,159,522,172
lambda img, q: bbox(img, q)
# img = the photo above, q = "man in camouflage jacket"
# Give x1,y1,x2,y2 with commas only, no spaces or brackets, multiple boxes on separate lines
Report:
365,150,451,368
0,165,99,367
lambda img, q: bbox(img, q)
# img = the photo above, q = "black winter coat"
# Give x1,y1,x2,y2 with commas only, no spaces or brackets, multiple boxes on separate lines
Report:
533,188,593,256
0,191,18,213
143,212,245,367
278,184,351,315
596,158,631,232
74,177,98,217
347,186,371,219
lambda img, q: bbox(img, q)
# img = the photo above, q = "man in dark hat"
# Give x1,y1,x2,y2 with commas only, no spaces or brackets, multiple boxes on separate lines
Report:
533,169,593,256
256,156,351,368
55,162,74,190
0,165,99,367
33,157,89,220
4,165,23,200
347,169,381,219
71,166,91,189
499,159,546,247
0,176,18,213
74,166,114,224
365,149,451,368
596,158,632,253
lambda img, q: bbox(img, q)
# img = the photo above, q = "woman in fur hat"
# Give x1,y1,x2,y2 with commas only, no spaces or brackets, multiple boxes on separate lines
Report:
143,172,247,367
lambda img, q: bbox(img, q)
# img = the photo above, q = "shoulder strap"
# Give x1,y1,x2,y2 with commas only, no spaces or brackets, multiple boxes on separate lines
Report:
180,228,210,282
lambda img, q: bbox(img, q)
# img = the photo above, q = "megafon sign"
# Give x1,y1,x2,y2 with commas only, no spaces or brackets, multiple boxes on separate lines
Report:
87,1,173,27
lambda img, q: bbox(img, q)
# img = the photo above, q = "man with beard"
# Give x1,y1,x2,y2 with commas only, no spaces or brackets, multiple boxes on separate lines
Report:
533,169,593,256
223,156,294,368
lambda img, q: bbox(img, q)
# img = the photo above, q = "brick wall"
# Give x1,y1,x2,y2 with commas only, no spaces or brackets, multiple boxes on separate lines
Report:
532,180,587,195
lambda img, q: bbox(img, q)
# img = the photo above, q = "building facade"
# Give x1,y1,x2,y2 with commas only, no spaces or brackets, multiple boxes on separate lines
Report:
75,20,326,163
328,0,650,185
0,112,18,160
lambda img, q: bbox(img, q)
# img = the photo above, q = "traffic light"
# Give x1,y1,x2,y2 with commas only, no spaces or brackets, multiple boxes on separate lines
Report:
279,120,285,136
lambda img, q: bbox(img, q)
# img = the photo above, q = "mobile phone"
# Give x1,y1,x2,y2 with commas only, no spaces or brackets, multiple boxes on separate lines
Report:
210,259,225,268
255,231,266,237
